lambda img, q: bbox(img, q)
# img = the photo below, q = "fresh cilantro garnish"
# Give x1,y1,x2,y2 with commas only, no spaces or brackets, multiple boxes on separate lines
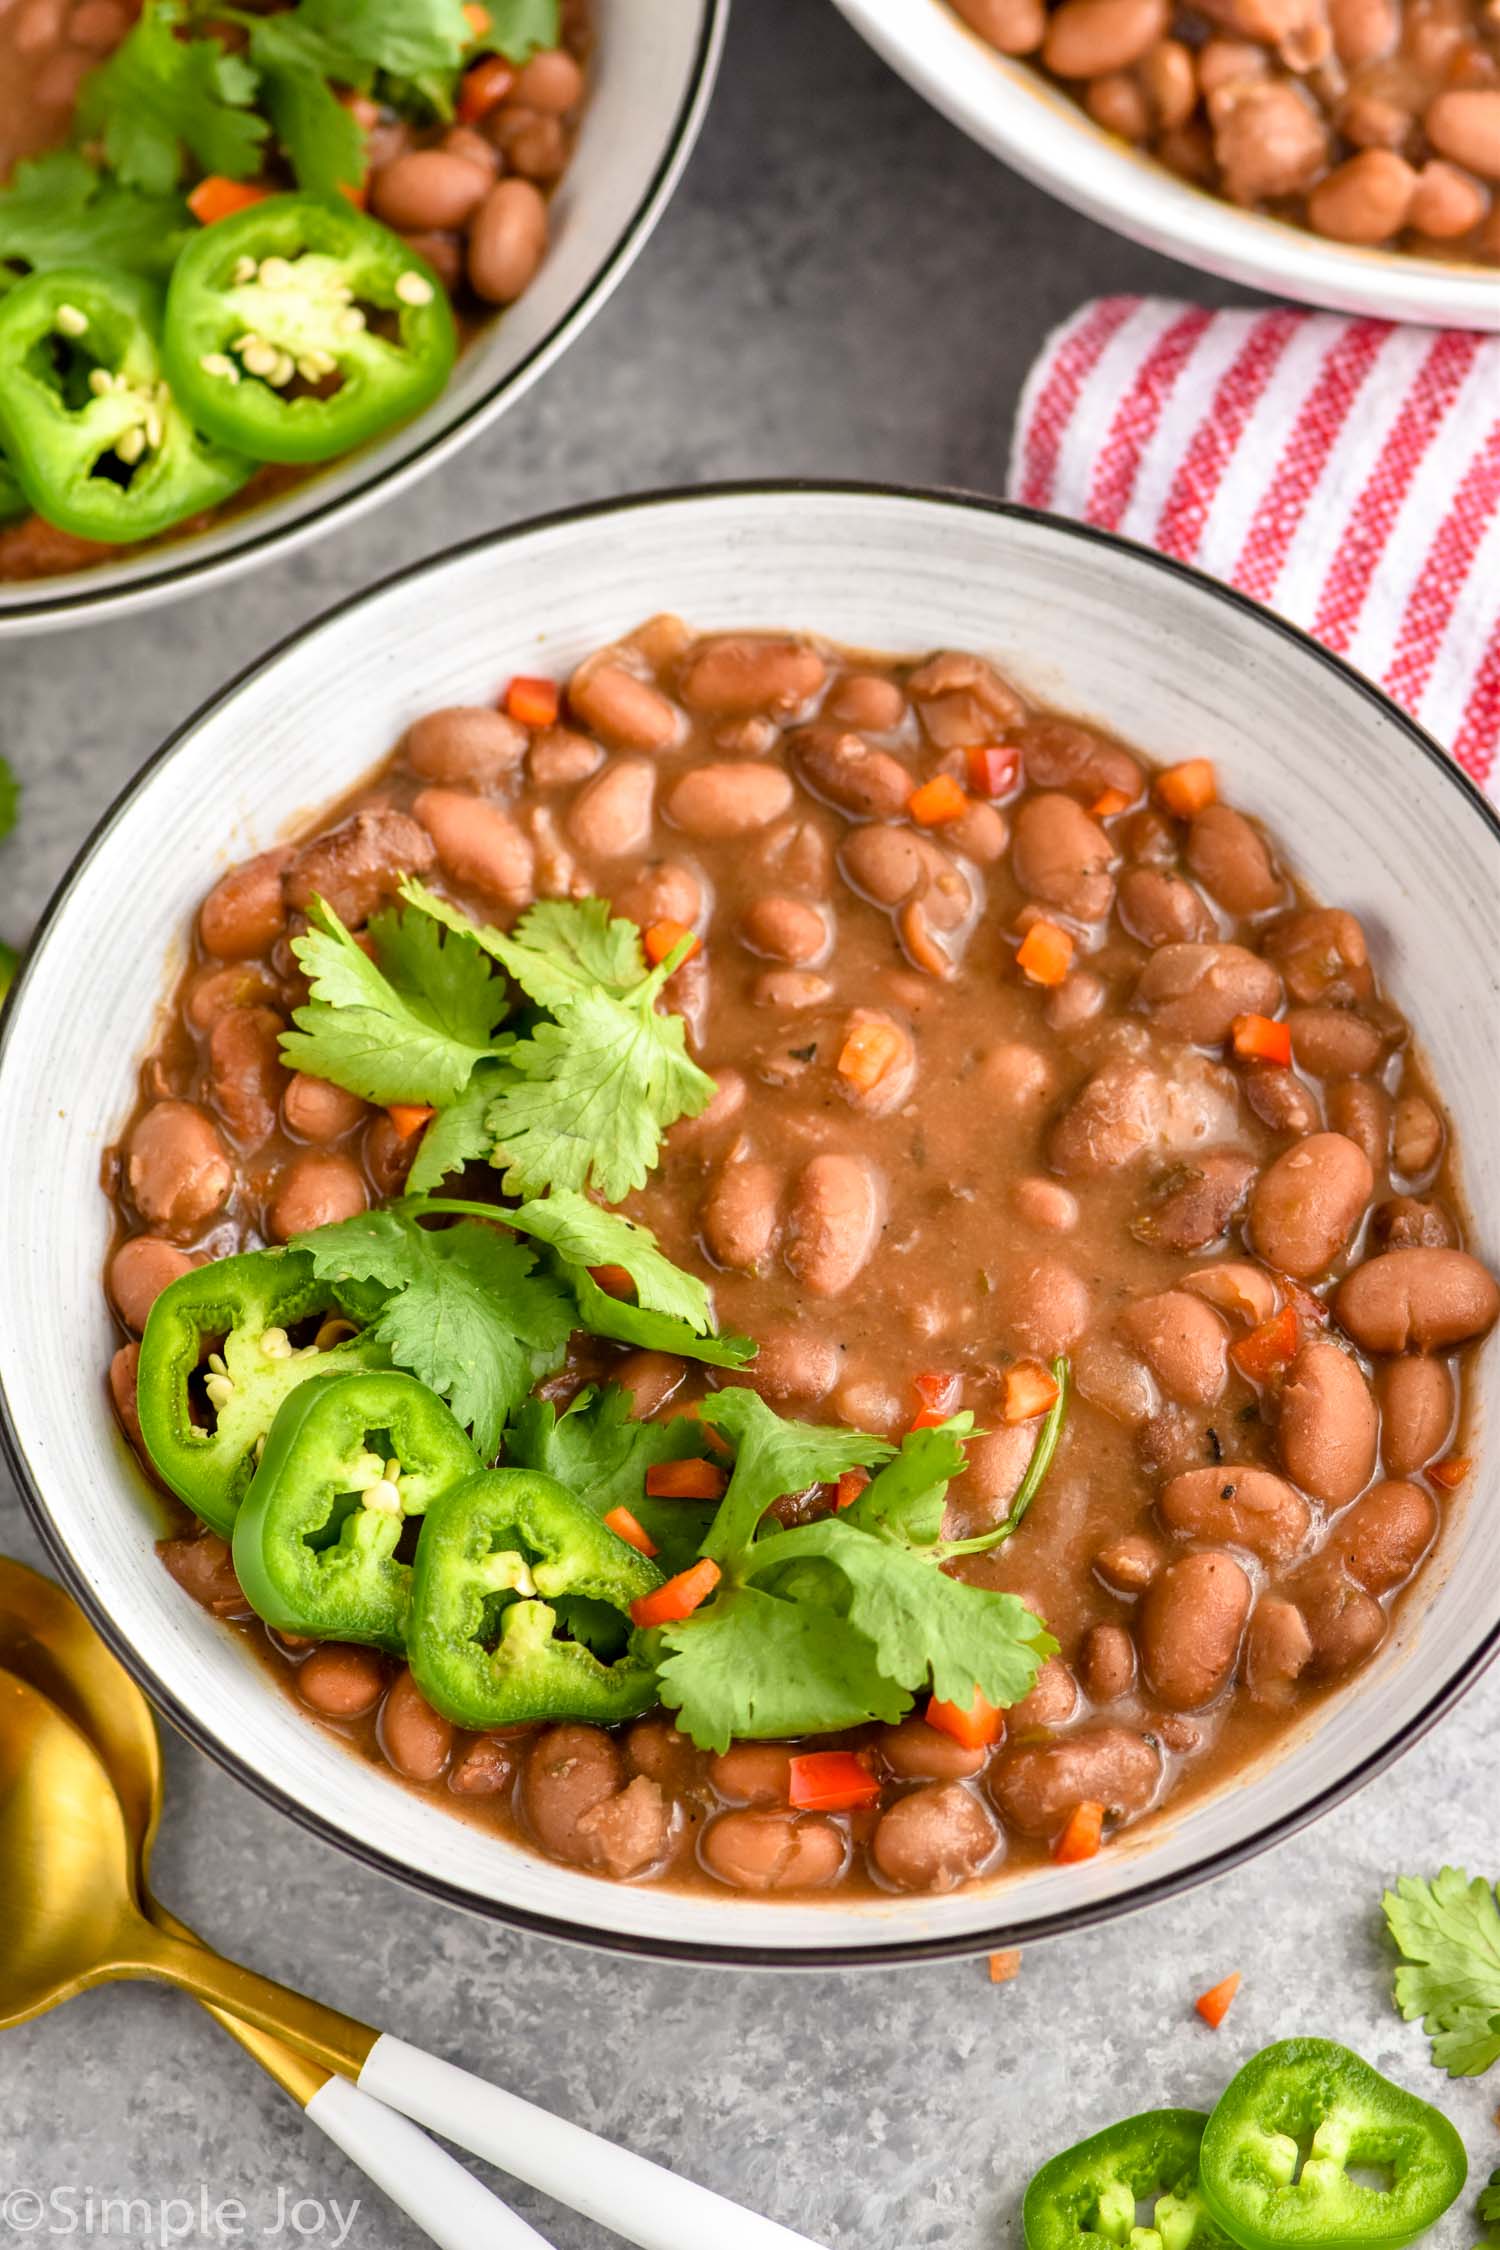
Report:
645,1388,1057,1753
0,152,190,294
850,1363,1069,1562
77,0,268,195
403,1191,756,1370
292,1207,570,1461
0,758,18,846
280,897,511,1109
406,1058,511,1194
1480,2170,1500,2229
1384,1868,1500,2075
231,11,370,200
480,0,562,62
506,1384,719,1573
301,0,483,76
400,882,714,1200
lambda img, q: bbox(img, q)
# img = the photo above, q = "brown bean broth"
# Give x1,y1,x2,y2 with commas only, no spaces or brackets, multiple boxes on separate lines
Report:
104,619,1487,1900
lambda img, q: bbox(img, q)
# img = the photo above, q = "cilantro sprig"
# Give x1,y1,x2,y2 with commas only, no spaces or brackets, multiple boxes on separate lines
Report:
506,1385,723,1573
0,152,191,296
78,1,269,195
647,1389,1059,1752
1384,1868,1500,2076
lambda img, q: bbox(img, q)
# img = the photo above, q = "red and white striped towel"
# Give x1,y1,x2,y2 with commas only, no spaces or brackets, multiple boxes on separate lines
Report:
1007,296,1500,797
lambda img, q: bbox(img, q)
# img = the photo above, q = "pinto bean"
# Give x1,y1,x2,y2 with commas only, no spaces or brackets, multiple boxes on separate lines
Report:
754,969,832,1010
1014,717,1141,800
1249,1132,1374,1278
940,1423,1039,1542
1006,1255,1092,1354
127,1101,233,1235
678,636,826,719
840,822,928,906
1119,1290,1228,1403
1043,0,1168,73
283,1073,367,1144
708,1743,793,1803
724,1328,839,1407
740,896,828,964
1309,149,1417,241
1087,71,1150,137
612,1352,686,1419
370,148,489,231
1049,1053,1240,1177
1139,1550,1251,1709
298,1644,385,1718
528,727,603,791
1135,1149,1257,1251
1185,803,1282,914
1426,89,1500,180
286,809,435,929
784,1152,881,1297
1410,160,1489,237
1012,793,1115,921
1288,1007,1385,1078
512,45,586,108
1392,1095,1443,1178
667,763,795,839
1183,1261,1278,1325
1377,1354,1454,1475
1136,942,1282,1043
795,728,917,826
403,705,527,786
110,1236,193,1333
950,0,1047,48
907,650,1025,726
1245,1064,1320,1143
412,787,534,906
157,1530,245,1616
568,662,679,753
1262,907,1372,1005
947,798,1009,863
1013,1177,1080,1232
1094,1532,1165,1593
1245,1596,1313,1707
990,1725,1161,1834
363,1112,416,1199
1335,1247,1500,1353
701,1809,845,1892
625,1718,697,1792
523,1724,623,1864
878,1716,988,1783
448,1739,519,1797
208,1006,287,1146
1212,79,1330,204
267,1150,367,1241
1327,1080,1390,1173
1301,1572,1388,1676
467,177,549,302
566,758,656,861
700,1159,781,1273
1370,1196,1456,1252
1081,1622,1137,1703
379,1668,454,1782
1117,867,1216,947
1158,1465,1311,1562
576,1774,672,1879
872,1783,1000,1893
1331,1479,1438,1595
1278,1338,1378,1505
199,850,288,960
979,1041,1056,1115
185,962,280,1031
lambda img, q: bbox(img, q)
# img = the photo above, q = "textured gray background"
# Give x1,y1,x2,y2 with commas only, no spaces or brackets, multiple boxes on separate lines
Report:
1,3,1497,2245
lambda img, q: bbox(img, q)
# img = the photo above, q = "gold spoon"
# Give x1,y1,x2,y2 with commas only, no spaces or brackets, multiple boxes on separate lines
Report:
0,1559,550,2249
0,1594,820,2250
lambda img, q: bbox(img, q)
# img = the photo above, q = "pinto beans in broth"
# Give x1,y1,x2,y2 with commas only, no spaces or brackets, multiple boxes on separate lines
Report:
104,621,1494,1901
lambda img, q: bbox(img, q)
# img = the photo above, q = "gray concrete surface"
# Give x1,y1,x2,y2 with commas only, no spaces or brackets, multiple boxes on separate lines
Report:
1,3,1497,2245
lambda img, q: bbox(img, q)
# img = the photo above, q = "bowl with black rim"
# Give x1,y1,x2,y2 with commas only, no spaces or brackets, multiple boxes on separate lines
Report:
1,481,1495,1964
0,0,726,637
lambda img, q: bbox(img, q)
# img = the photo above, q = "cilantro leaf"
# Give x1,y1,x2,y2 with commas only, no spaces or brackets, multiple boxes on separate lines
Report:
844,1421,973,1550
0,757,18,846
299,0,476,75
240,13,370,199
293,1208,569,1459
0,152,189,291
1480,2172,1500,2229
406,1059,512,1195
77,1,268,194
698,1388,894,1563
403,883,647,1010
504,1190,711,1329
653,1583,907,1753
506,1384,718,1572
280,899,511,1108
1384,1869,1500,2076
567,1273,756,1370
481,0,561,61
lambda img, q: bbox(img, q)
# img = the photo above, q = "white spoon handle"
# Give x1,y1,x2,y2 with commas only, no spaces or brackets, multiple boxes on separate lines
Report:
305,2074,553,2250
358,2034,824,2250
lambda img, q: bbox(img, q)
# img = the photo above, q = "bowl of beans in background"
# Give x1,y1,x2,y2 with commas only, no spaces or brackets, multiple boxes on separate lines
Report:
0,0,725,635
833,0,1500,327
1,482,1496,1964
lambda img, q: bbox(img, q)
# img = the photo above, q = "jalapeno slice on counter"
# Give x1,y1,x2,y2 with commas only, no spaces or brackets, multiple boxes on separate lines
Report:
0,268,253,543
408,1468,664,1730
1198,2040,1467,2250
137,1249,388,1537
233,1371,480,1652
1024,2108,1232,2250
164,196,457,465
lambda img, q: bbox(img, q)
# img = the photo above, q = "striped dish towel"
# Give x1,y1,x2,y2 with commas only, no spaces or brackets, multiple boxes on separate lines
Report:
1007,297,1500,796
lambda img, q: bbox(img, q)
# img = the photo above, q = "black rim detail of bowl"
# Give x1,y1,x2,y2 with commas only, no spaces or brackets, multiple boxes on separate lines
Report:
4,480,1497,1969
0,2,726,626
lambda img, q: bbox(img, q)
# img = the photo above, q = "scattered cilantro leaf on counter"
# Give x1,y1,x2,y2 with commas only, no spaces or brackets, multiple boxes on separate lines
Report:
1479,2171,1500,2230
506,1384,719,1573
292,1207,570,1460
1384,1868,1500,2076
77,1,268,195
280,897,512,1109
646,1388,1055,1753
0,153,189,291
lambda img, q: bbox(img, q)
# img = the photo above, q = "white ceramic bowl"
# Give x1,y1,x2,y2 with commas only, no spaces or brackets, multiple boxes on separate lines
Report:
833,0,1500,328
2,484,1496,1964
0,0,725,637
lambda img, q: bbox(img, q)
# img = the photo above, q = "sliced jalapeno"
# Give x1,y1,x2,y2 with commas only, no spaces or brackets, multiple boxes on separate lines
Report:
1024,2108,1233,2250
